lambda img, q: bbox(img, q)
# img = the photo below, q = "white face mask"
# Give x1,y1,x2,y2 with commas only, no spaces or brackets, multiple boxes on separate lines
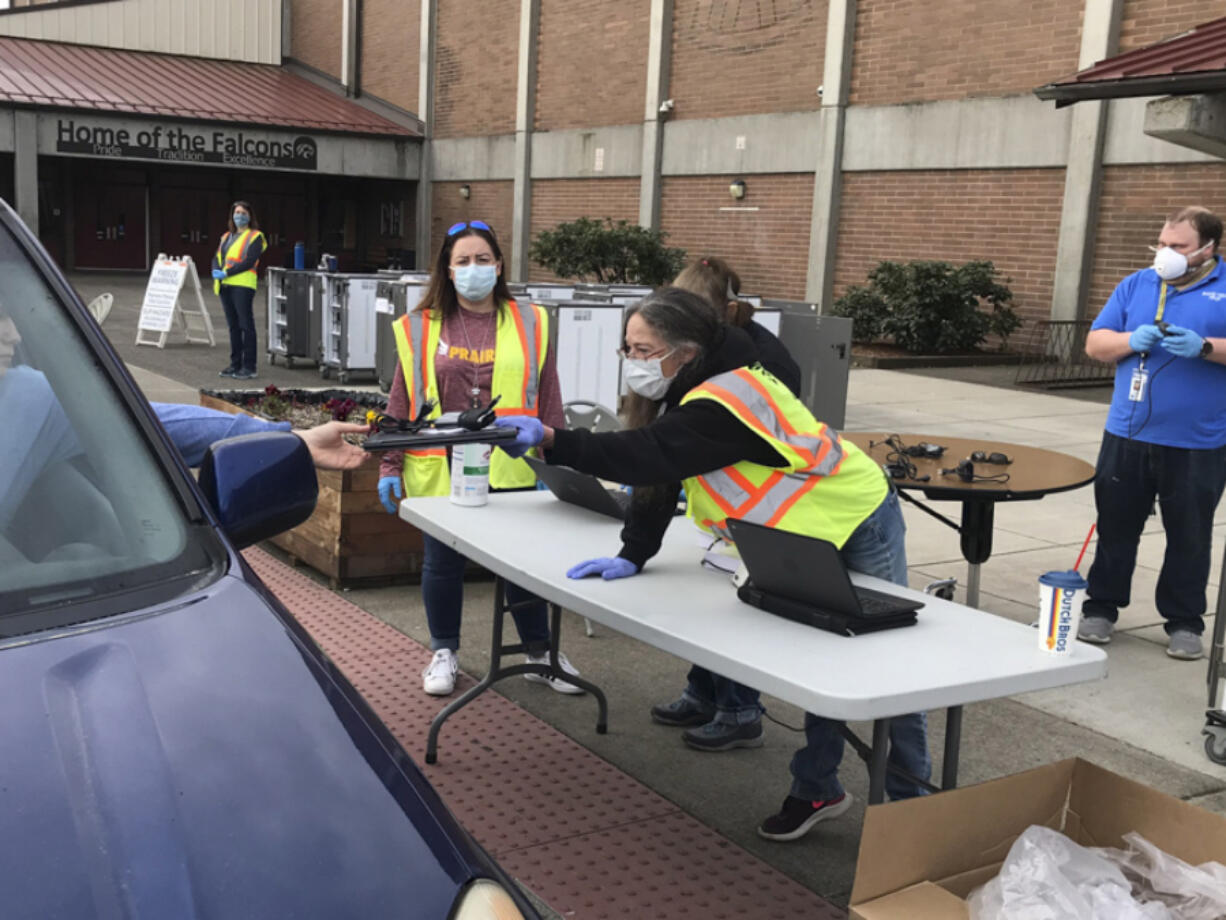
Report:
623,350,676,399
1153,241,1211,281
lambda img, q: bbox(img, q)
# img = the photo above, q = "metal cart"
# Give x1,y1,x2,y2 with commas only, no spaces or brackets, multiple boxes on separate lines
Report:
374,276,429,392
1203,546,1226,764
266,269,319,368
318,273,382,384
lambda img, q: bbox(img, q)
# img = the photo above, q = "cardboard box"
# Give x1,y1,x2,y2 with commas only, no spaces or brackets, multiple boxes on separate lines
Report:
849,758,1226,919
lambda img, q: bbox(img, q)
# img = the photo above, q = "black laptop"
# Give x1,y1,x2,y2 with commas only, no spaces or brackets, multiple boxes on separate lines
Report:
725,517,923,636
524,456,631,520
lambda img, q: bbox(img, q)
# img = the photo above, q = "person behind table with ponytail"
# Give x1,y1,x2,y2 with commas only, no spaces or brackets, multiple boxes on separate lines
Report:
376,220,582,698
492,287,932,842
212,201,266,381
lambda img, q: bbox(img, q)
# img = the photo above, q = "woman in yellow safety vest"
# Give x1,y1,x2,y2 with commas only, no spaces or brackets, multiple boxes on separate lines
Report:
212,200,266,381
377,220,583,699
494,287,931,842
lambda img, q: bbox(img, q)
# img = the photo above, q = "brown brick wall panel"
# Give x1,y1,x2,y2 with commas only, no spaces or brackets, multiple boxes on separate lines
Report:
661,174,815,300
291,0,342,79
669,0,826,121
429,181,516,271
849,0,1083,106
535,1,652,131
1119,0,1225,51
527,178,642,281
834,169,1066,335
1087,164,1226,317
361,0,420,114
435,0,519,139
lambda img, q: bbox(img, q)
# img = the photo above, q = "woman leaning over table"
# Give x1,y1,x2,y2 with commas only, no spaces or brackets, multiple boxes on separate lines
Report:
377,220,581,698
493,287,931,842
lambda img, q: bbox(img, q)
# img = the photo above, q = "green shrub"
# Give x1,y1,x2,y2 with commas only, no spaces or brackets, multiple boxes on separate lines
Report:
832,259,1021,353
529,217,686,286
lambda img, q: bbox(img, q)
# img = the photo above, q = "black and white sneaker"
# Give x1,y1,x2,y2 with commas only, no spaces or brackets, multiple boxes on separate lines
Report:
757,793,852,841
218,366,238,378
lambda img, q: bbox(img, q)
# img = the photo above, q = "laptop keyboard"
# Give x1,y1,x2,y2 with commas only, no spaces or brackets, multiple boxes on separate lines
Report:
854,591,905,617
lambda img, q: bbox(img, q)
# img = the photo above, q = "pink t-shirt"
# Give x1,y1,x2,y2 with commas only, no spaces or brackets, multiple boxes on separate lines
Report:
379,302,565,478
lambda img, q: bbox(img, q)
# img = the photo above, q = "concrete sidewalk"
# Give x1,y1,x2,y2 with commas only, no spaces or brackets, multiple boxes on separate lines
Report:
93,266,1225,906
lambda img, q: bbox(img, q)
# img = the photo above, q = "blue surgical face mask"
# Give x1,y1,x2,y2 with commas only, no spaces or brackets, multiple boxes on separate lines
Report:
233,212,250,229
453,264,498,302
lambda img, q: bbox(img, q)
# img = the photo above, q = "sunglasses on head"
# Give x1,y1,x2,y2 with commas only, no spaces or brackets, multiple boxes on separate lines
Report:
447,220,492,237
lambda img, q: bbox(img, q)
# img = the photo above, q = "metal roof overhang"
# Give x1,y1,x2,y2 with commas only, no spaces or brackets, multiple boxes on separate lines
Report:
1035,71,1226,107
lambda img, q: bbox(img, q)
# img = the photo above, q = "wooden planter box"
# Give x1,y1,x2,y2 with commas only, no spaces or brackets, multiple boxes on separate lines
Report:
199,391,425,588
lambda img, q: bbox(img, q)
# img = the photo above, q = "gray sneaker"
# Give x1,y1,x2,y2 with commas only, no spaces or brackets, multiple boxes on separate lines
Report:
1078,616,1114,644
1167,630,1204,660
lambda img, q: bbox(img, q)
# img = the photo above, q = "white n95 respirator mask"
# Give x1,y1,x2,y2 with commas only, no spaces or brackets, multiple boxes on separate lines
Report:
1152,242,1210,281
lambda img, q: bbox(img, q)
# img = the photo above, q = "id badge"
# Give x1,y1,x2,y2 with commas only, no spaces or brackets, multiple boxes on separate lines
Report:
1128,367,1149,402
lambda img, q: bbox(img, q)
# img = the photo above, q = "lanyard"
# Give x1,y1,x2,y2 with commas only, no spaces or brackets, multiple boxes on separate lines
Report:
1155,282,1168,324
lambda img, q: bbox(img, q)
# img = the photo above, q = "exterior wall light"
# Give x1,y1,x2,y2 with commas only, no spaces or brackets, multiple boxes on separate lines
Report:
459,184,471,200
728,179,747,200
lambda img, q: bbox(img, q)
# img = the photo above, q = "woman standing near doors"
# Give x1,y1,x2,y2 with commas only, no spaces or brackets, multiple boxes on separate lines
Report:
213,201,266,380
376,219,583,699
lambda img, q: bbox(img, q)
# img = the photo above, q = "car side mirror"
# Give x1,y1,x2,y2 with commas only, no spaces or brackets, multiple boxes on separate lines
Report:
197,432,318,549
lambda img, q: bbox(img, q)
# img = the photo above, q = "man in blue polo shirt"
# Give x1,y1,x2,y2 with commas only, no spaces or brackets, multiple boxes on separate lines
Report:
1080,206,1226,660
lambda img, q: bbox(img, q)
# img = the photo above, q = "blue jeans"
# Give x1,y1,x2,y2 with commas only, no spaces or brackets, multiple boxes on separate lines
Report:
789,490,931,802
421,532,551,654
1085,431,1226,637
219,284,257,373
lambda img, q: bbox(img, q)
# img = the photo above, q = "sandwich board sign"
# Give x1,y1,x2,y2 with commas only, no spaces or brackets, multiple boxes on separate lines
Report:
135,254,216,348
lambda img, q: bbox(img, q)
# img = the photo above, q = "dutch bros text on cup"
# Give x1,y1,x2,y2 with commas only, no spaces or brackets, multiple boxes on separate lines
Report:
450,442,491,507
1037,570,1087,655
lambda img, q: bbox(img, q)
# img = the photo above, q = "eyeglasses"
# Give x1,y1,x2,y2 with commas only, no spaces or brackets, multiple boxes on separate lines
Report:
617,344,675,361
447,220,492,237
969,451,1013,465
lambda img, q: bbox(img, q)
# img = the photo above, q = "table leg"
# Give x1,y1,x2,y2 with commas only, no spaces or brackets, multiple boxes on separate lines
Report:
426,579,609,764
868,718,891,805
942,705,963,790
959,502,995,609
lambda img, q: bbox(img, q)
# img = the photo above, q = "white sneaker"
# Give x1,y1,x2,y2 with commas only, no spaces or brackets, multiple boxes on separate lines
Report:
422,649,458,696
524,651,585,695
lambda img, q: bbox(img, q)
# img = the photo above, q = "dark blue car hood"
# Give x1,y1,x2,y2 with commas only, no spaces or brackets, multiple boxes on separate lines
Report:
0,573,471,919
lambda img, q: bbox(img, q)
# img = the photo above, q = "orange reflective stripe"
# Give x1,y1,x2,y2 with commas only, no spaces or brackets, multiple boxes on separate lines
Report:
764,475,820,527
224,229,255,265
507,300,531,406
493,405,529,416
728,470,785,519
700,381,819,468
696,475,739,519
725,466,758,496
417,310,435,416
735,369,807,440
407,448,446,458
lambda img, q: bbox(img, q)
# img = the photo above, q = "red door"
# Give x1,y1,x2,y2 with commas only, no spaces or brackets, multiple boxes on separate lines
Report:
253,192,307,271
74,183,147,270
160,188,230,276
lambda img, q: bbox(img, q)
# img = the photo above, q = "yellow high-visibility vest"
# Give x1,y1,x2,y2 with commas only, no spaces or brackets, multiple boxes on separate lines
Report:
213,229,265,294
681,365,887,548
391,300,549,496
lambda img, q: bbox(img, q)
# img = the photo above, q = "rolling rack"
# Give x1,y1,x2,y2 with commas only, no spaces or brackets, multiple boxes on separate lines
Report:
1203,544,1226,765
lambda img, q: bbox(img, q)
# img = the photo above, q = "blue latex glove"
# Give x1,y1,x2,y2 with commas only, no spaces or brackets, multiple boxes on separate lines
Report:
567,557,640,580
1159,324,1205,358
377,475,403,514
493,415,544,459
1128,324,1163,353
211,269,226,281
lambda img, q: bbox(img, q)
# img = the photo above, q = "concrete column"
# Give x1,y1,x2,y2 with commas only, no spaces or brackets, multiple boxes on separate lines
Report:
414,0,437,269
638,0,673,229
281,0,292,58
510,0,541,281
14,110,38,234
804,0,855,310
341,0,359,94
1050,0,1124,323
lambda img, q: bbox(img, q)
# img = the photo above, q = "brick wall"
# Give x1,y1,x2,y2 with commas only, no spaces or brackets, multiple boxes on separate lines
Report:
290,0,342,79
661,174,815,300
849,0,1083,105
1119,0,1224,51
527,178,641,281
361,0,419,114
668,0,826,121
1087,164,1226,316
534,1,651,131
430,181,516,271
434,0,519,139
834,169,1066,339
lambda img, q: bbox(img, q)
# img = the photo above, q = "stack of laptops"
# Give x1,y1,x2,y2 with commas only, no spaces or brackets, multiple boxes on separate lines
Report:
725,517,922,637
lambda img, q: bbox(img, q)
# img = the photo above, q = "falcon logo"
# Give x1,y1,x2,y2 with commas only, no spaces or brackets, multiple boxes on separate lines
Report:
292,137,318,169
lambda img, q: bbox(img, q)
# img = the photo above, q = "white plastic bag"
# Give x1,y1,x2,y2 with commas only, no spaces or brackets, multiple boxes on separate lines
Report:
967,826,1170,920
1098,832,1226,920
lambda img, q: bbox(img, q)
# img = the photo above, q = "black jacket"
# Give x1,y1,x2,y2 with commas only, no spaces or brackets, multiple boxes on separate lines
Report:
550,325,787,568
744,319,802,397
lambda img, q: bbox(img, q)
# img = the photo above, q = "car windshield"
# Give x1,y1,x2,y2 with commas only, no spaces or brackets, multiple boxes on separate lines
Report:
0,219,220,629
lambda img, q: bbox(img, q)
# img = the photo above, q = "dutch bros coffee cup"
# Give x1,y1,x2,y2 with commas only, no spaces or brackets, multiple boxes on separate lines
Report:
1037,570,1087,655
450,442,491,507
